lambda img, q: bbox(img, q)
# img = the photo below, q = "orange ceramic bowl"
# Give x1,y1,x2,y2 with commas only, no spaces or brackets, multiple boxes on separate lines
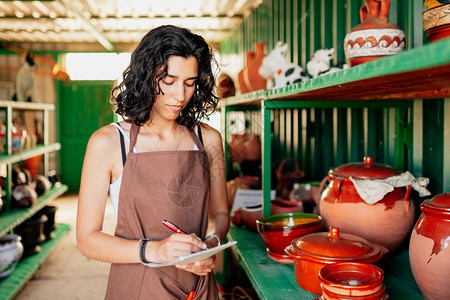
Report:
256,213,322,263
319,262,385,297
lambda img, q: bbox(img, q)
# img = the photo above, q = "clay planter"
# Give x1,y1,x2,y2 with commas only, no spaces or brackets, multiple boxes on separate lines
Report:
38,205,58,240
422,1,450,42
14,213,48,256
344,0,405,66
319,156,415,253
285,227,385,296
256,213,321,264
409,192,450,300
0,234,24,279
319,262,387,299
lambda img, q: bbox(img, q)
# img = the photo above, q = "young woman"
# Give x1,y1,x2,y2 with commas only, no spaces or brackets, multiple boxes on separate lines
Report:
77,25,229,299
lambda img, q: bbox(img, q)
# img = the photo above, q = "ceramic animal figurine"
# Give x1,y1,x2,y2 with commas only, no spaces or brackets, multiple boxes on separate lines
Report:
306,48,349,78
14,52,35,102
259,41,310,89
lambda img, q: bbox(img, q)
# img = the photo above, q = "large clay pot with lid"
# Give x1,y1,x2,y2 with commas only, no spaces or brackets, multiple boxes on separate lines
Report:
319,156,414,252
344,0,406,66
285,227,386,295
409,192,450,300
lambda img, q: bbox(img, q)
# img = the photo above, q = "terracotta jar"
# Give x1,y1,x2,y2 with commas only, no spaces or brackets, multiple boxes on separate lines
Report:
237,51,254,94
285,227,385,295
243,134,261,161
244,42,267,92
319,156,415,252
422,0,450,42
344,0,405,66
228,133,247,163
409,192,450,300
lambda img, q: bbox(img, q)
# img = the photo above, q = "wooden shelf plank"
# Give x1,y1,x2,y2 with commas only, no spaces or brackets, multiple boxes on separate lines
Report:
227,226,424,300
0,144,61,165
0,223,71,300
0,185,68,236
221,38,450,106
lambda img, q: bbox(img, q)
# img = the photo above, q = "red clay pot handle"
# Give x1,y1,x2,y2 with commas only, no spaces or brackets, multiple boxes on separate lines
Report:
332,178,343,200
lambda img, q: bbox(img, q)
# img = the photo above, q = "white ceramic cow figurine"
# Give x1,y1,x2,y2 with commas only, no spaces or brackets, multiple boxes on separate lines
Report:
306,48,349,78
259,41,310,89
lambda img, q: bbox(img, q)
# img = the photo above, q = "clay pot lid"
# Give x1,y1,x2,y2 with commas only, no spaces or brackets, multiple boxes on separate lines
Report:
289,227,383,261
422,192,450,212
330,156,400,180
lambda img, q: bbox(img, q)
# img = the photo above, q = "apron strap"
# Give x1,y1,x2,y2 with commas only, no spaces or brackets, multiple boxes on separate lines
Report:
129,123,140,154
189,125,205,151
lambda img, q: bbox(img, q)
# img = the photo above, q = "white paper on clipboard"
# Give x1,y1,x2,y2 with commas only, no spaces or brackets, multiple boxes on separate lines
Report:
144,241,237,268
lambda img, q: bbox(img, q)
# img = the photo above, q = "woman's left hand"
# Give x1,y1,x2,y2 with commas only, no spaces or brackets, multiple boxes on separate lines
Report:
175,255,216,276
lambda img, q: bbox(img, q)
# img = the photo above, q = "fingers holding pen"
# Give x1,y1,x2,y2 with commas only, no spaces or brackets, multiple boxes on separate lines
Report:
148,233,207,263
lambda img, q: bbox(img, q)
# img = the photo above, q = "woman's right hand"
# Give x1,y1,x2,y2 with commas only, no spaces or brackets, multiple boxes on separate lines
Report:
147,233,207,263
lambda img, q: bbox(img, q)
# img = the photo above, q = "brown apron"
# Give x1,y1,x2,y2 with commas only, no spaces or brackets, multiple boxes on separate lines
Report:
105,124,219,299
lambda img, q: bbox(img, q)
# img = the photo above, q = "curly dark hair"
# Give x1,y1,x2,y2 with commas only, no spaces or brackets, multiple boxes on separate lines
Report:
111,25,218,128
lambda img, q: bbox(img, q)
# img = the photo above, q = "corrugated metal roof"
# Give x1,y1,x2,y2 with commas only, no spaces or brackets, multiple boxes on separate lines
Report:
0,0,262,52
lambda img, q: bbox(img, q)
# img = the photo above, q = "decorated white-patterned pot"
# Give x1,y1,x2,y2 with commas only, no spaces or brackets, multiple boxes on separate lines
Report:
422,0,450,42
344,0,405,66
0,234,24,279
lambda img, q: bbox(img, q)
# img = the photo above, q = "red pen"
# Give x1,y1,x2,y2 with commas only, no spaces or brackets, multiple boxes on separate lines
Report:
162,220,187,234
186,290,195,300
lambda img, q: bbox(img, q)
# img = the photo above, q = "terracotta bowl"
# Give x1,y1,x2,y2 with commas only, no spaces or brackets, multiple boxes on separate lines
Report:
271,198,304,215
256,213,322,264
241,205,263,232
319,262,385,298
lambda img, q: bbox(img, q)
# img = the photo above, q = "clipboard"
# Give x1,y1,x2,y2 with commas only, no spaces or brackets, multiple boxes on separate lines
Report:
144,241,237,268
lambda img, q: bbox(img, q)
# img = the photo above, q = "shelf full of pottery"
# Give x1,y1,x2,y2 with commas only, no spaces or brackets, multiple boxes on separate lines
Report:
218,2,450,107
0,99,68,282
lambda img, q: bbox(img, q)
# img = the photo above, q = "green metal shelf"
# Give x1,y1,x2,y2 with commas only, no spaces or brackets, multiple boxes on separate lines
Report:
0,144,61,165
0,223,71,300
0,185,68,236
227,226,424,300
220,38,450,106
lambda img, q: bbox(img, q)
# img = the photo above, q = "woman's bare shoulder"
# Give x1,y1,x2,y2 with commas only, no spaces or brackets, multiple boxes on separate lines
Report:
198,122,223,150
87,122,128,153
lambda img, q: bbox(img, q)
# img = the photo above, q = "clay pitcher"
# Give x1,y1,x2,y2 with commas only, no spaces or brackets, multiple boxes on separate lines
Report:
344,0,406,66
244,43,267,92
409,192,450,300
237,51,254,94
